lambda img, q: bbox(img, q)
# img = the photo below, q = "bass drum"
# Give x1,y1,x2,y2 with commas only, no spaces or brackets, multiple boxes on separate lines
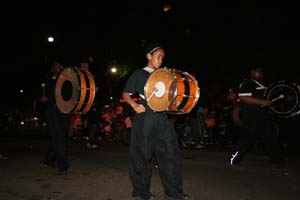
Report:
265,81,300,118
144,68,200,114
55,66,96,114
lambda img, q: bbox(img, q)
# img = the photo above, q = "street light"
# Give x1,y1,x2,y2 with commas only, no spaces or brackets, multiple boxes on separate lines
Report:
47,36,54,43
111,67,117,73
109,67,117,99
45,36,55,64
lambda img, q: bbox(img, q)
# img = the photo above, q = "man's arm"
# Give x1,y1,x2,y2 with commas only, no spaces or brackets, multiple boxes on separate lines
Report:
239,96,271,107
122,92,145,113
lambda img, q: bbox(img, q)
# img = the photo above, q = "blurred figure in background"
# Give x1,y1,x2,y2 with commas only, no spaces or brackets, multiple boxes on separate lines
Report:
40,62,70,175
227,65,285,168
79,56,101,149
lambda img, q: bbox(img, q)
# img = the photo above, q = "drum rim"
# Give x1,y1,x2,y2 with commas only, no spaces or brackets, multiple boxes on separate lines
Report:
144,68,200,113
169,70,200,113
55,67,80,114
80,69,96,113
55,66,96,114
144,68,176,111
265,81,300,118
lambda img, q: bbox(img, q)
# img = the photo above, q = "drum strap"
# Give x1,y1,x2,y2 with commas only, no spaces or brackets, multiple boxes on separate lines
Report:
251,79,267,90
143,67,154,73
141,67,153,99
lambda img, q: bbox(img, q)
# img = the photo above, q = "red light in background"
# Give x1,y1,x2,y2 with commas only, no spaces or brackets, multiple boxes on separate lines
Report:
163,4,172,12
119,97,141,103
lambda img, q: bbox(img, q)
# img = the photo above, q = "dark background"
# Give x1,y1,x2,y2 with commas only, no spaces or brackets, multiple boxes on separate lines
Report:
1,0,300,111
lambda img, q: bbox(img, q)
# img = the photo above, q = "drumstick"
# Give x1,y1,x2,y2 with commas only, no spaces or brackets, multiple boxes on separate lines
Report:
270,94,284,103
41,83,46,96
146,87,158,102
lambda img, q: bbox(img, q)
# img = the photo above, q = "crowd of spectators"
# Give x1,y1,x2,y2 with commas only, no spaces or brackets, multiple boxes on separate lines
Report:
0,93,244,150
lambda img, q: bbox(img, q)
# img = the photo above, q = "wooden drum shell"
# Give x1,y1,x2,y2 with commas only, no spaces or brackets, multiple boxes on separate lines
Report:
144,68,200,114
55,67,96,114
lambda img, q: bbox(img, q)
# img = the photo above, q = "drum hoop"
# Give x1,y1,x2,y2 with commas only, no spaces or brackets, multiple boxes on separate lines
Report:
144,68,176,112
144,68,200,113
188,73,200,112
73,68,87,113
268,85,299,114
81,69,96,113
167,79,178,111
176,72,191,110
55,67,96,114
55,67,80,114
266,81,300,117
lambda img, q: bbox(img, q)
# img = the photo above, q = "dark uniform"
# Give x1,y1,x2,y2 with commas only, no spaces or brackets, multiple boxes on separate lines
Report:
85,101,101,148
123,67,184,200
229,78,284,165
42,74,70,173
85,74,101,149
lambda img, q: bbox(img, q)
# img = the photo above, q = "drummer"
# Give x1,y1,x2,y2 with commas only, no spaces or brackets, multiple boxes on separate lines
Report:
40,62,71,175
227,65,285,169
122,42,191,200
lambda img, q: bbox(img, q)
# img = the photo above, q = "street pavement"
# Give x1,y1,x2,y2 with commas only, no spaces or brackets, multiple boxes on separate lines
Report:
0,128,300,200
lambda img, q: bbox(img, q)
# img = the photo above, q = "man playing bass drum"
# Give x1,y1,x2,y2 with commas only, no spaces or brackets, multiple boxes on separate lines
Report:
227,65,285,168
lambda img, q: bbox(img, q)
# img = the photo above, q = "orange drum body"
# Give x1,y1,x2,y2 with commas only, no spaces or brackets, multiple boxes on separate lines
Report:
144,68,200,114
55,67,96,114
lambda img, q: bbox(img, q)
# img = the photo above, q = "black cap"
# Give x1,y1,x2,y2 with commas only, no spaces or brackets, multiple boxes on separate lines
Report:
144,42,164,56
79,55,91,63
248,64,263,71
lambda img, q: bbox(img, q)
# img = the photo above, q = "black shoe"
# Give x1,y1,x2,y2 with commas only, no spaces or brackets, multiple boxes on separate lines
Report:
56,168,68,175
226,160,243,170
227,151,243,169
271,159,287,171
271,158,286,166
271,160,289,176
134,194,156,200
0,154,8,160
43,161,57,168
165,194,191,200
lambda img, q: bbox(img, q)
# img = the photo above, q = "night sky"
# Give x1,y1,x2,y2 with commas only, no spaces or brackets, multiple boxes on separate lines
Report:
1,0,300,111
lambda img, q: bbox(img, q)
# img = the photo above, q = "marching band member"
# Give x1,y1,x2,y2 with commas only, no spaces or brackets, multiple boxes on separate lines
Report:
227,65,285,168
41,62,70,175
122,42,191,200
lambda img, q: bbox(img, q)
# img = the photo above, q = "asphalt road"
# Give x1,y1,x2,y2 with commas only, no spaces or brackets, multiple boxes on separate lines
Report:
0,128,300,200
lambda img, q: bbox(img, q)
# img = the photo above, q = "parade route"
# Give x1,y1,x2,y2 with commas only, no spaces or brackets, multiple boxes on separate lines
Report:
1,129,299,200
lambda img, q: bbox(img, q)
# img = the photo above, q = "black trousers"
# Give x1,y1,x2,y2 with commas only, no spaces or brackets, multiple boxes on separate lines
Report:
236,112,283,163
87,123,99,144
129,109,183,199
44,107,70,170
